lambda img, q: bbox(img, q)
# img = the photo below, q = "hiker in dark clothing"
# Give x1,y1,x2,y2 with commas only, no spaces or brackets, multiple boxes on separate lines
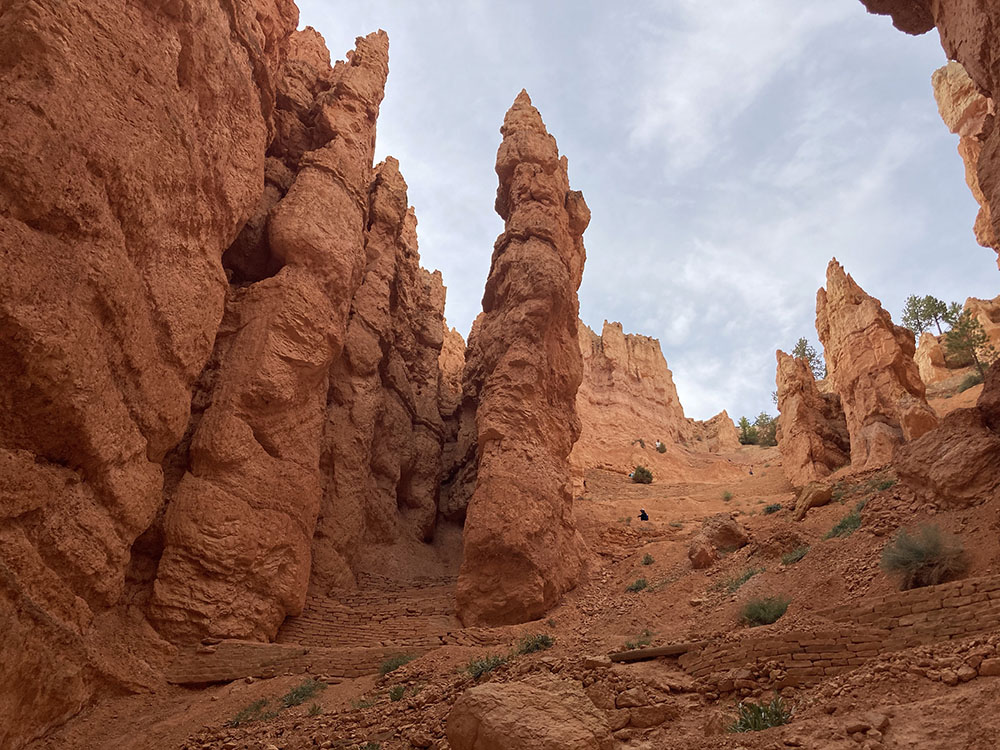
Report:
638,508,649,521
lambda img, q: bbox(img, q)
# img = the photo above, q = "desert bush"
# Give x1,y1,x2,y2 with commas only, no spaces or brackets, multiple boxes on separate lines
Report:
632,465,653,484
763,503,782,515
226,699,278,727
729,695,793,732
641,553,654,566
466,654,507,679
517,633,555,654
958,372,984,392
379,653,415,676
722,490,733,502
622,629,652,650
281,678,326,709
388,686,405,702
825,500,865,539
881,524,966,590
781,546,809,565
656,442,667,453
351,698,374,710
626,578,648,592
719,568,764,593
308,703,322,716
740,596,790,626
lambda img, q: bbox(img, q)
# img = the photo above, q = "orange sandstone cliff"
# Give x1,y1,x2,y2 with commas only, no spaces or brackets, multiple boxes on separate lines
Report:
455,91,590,626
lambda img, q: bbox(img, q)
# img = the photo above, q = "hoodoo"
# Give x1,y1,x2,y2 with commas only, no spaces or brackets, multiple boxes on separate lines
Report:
455,91,590,626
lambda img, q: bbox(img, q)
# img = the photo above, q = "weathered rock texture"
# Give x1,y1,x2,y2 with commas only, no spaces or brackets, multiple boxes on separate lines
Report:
816,260,938,471
149,29,391,643
570,321,739,479
455,91,590,626
862,2,1000,268
966,294,1000,350
915,331,953,385
447,676,615,750
775,350,850,487
687,514,750,569
0,1,298,746
896,362,1000,506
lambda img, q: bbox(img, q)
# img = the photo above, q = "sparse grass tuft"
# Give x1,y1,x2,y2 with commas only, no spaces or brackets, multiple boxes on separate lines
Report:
281,678,326,709
641,553,655,566
517,633,555,654
669,521,684,528
881,524,966,590
729,695,793,732
379,653,415,676
763,503,782,515
358,744,381,750
622,629,653,650
831,481,847,503
547,618,556,628
717,568,764,593
388,685,405,702
632,465,653,484
225,699,278,728
722,490,733,502
626,578,648,592
351,698,374,710
781,546,809,565
740,596,790,627
958,372,984,392
825,500,866,539
308,703,322,716
466,654,507,679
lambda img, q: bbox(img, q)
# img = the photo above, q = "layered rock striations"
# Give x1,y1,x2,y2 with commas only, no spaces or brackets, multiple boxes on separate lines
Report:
455,91,590,626
816,260,938,471
775,351,851,488
570,321,739,478
862,2,1000,268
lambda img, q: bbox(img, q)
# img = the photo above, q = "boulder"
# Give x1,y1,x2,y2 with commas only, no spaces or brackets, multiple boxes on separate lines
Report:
793,482,834,521
816,259,938,470
447,676,614,750
688,514,749,568
455,91,589,626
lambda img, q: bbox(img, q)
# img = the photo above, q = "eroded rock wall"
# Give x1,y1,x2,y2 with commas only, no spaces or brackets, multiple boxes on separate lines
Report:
775,351,850,488
816,259,938,471
0,1,298,746
455,91,589,626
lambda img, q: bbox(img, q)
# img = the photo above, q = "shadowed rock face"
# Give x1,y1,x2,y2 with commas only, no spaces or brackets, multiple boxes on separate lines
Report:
455,91,590,626
862,0,1000,269
816,260,937,471
0,0,298,745
775,350,850,488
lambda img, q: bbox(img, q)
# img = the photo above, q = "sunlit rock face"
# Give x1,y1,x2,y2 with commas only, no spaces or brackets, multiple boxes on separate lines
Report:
456,91,589,627
816,260,937,471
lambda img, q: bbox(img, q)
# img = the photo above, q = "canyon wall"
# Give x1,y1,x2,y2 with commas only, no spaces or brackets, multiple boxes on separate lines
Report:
455,91,589,627
775,350,851,488
816,259,937,471
862,0,1000,269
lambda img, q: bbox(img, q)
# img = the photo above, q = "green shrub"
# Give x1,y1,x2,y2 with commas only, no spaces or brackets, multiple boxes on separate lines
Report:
379,653,415,676
641,553,654,566
881,524,966,590
351,698,374,710
729,695,793,732
632,465,653,484
388,685,405,702
281,678,326,709
466,654,507,679
656,442,667,453
875,479,896,491
718,568,764,593
740,596,790,626
225,699,278,727
308,703,322,716
722,490,733,502
763,503,782,515
669,521,683,528
958,372,984,392
622,629,652,650
626,578,648,592
781,546,809,565
517,633,555,654
825,500,866,539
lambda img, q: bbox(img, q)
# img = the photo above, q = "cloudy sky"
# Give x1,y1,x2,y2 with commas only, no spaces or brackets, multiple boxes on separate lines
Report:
299,0,998,422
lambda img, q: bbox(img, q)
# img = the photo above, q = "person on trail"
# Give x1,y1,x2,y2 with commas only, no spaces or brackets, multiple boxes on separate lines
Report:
628,470,634,479
638,508,649,521
749,465,754,476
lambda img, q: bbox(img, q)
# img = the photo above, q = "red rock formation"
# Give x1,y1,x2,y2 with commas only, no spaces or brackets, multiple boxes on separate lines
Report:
862,1,1000,268
775,350,850,487
0,0,298,745
816,260,938,471
896,363,1000,506
311,158,448,589
437,324,471,522
149,31,389,641
685,410,742,453
966,294,1000,350
914,332,953,385
455,91,589,626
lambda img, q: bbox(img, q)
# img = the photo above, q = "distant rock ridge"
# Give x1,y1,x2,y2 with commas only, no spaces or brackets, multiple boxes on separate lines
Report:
816,259,938,471
455,90,590,626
